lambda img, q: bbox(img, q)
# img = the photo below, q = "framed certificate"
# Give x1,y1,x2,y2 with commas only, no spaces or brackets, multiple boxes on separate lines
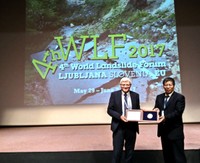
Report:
126,109,158,122
126,109,142,121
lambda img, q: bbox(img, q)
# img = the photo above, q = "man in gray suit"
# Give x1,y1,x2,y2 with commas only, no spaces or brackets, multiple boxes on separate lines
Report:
154,77,187,163
107,77,140,163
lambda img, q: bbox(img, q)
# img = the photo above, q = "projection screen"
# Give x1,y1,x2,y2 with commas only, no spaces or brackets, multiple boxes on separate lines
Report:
25,0,181,106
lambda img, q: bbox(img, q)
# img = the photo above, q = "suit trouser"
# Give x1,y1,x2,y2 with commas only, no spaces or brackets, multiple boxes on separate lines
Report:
161,136,187,163
112,125,136,163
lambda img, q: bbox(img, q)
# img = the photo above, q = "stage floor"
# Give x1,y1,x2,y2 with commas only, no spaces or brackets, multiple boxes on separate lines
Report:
0,123,199,152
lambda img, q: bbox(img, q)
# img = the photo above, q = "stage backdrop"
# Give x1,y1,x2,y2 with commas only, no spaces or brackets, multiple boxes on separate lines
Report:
0,0,199,125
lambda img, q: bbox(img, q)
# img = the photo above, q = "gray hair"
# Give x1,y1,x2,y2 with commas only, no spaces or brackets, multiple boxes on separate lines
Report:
120,77,132,84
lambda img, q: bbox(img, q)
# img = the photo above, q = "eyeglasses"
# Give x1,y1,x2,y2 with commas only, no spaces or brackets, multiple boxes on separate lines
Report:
120,84,131,87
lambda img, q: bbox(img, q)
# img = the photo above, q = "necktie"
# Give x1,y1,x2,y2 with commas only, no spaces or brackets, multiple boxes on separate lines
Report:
163,95,169,109
124,93,128,116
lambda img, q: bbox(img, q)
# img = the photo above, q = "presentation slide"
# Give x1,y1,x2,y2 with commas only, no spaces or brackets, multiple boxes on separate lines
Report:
24,0,181,106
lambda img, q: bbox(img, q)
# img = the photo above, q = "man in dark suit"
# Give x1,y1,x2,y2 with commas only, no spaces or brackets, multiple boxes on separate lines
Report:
154,77,187,163
107,77,140,163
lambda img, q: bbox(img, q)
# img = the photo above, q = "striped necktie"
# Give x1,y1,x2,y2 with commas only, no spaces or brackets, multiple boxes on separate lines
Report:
124,93,128,116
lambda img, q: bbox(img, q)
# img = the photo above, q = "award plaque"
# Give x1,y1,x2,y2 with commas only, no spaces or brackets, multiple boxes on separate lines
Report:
142,110,158,121
126,109,158,122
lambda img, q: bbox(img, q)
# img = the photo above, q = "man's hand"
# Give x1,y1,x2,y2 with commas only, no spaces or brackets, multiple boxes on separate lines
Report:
158,115,165,123
153,107,160,112
120,115,128,122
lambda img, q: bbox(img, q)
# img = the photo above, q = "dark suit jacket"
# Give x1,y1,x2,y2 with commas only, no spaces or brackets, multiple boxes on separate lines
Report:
107,90,140,133
154,91,185,140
